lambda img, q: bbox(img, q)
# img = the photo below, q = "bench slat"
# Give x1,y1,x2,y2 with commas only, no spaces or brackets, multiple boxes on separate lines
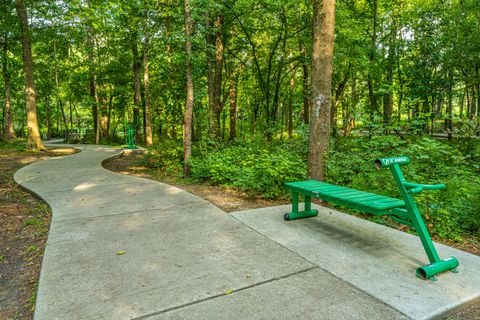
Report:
286,180,405,214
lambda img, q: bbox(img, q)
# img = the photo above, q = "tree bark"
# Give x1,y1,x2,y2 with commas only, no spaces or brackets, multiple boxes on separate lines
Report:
229,77,237,140
308,0,336,180
15,0,45,150
132,35,142,144
143,11,153,147
183,0,194,177
383,15,396,129
367,0,378,119
288,59,295,138
299,40,310,125
45,96,51,140
107,89,113,138
445,73,453,140
206,11,214,129
272,13,288,128
211,15,224,138
85,1,99,144
332,69,350,138
2,31,15,140
59,99,69,140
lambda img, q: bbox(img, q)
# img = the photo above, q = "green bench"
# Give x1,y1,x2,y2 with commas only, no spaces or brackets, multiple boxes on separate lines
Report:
285,156,459,280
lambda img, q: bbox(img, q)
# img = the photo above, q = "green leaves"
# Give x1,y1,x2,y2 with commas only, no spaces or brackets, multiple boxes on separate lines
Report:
329,134,480,238
190,138,307,198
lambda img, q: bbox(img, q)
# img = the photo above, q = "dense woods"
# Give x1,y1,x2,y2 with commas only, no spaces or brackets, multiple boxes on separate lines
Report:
2,0,479,144
1,0,479,237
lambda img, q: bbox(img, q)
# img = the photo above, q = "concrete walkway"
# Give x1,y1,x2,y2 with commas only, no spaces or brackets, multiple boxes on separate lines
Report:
14,144,480,320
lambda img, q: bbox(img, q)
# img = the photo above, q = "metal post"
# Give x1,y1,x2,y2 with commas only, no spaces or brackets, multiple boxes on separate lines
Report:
389,164,440,263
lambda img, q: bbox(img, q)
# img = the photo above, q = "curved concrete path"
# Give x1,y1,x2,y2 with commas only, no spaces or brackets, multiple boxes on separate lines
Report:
14,144,480,319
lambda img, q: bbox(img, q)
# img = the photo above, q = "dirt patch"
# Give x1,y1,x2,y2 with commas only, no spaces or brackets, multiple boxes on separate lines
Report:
0,144,77,320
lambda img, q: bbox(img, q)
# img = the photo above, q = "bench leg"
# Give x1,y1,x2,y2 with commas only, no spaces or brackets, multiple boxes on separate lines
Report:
284,192,318,221
389,164,459,280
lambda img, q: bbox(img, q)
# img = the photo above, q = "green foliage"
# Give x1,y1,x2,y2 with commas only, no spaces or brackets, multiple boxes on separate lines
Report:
190,137,307,198
24,218,42,227
329,135,480,238
0,139,28,153
139,139,184,176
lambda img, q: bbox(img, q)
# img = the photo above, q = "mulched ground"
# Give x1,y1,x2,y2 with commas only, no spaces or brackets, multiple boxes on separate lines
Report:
0,145,77,320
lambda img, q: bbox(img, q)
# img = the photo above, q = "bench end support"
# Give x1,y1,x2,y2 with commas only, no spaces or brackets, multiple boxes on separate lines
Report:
416,256,459,280
284,210,318,221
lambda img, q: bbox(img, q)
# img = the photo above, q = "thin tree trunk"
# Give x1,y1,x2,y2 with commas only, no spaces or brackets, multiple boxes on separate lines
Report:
2,31,15,139
59,99,69,140
332,69,350,138
100,98,108,139
272,12,288,125
446,71,453,140
206,10,214,129
85,1,99,144
229,77,237,140
183,0,194,177
107,89,113,138
15,0,44,150
132,35,142,143
383,15,396,129
299,40,309,125
367,0,378,120
471,84,477,120
308,0,336,180
211,15,224,138
288,58,295,138
45,96,51,140
69,100,74,133
476,64,480,119
143,11,153,147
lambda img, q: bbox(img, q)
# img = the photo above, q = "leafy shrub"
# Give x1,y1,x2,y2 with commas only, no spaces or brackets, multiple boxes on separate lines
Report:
139,139,184,176
329,135,480,238
141,133,480,238
190,138,307,198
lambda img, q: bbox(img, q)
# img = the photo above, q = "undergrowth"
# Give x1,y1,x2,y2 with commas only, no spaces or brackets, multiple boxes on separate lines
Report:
140,134,480,239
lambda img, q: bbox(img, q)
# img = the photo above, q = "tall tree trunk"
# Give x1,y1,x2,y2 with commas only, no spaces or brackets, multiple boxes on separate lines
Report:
229,77,237,140
446,73,453,140
299,40,309,125
107,89,113,138
15,0,44,150
367,0,378,120
211,15,224,138
45,96,51,140
332,69,350,138
2,31,15,140
99,98,108,139
383,15,396,129
272,17,288,129
205,10,214,128
59,99,69,140
143,12,153,147
183,0,194,177
288,59,295,138
476,64,480,119
132,35,142,144
308,0,336,180
471,84,477,120
69,100,74,134
85,1,99,144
